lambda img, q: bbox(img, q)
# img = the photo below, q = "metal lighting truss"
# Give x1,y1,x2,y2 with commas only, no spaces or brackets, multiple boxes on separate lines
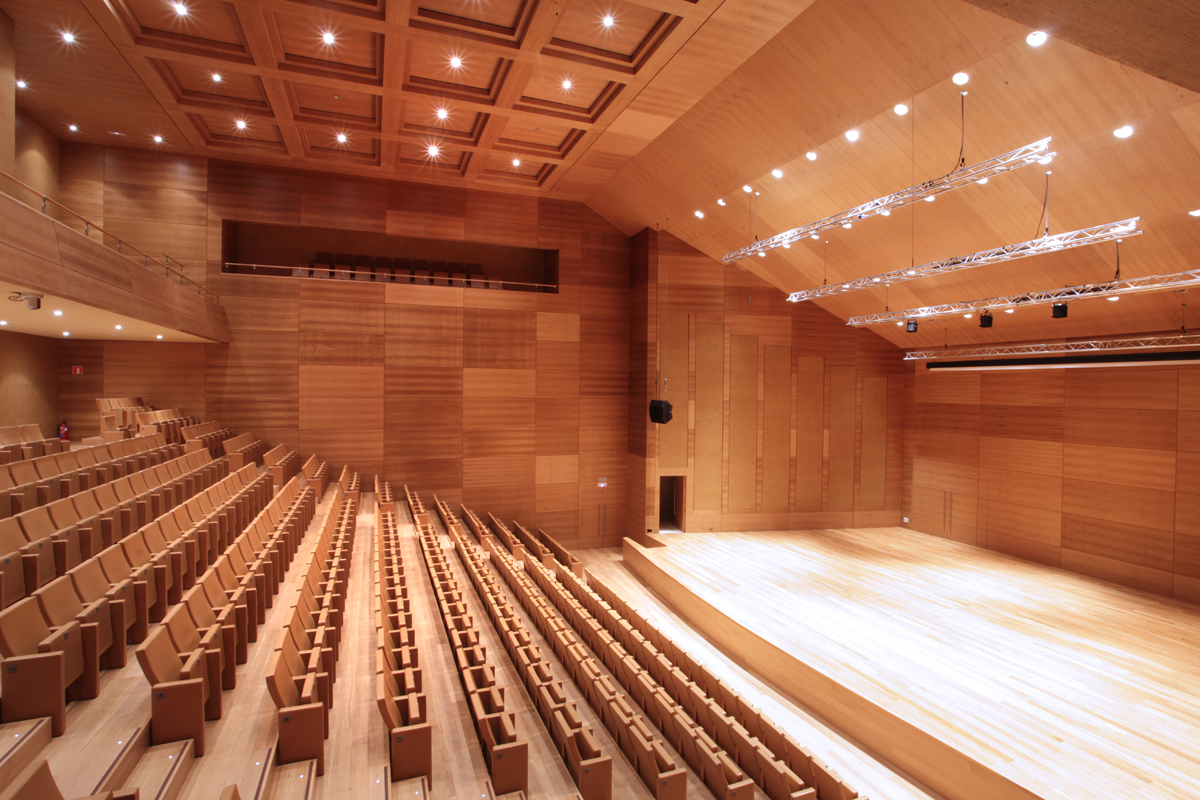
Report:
785,218,1141,303
848,267,1198,326
722,138,1055,264
905,333,1200,360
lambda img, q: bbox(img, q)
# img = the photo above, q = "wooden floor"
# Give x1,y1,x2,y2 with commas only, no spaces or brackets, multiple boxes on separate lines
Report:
602,527,1200,800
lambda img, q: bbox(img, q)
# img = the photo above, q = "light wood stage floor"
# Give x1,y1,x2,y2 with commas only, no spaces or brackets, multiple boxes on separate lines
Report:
611,527,1200,800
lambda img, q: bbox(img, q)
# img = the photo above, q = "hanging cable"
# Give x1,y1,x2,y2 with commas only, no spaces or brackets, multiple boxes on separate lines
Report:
823,240,828,286
911,97,917,271
654,222,661,401
1114,239,1122,281
663,220,669,400
951,91,967,173
1034,171,1052,238
1183,303,1189,335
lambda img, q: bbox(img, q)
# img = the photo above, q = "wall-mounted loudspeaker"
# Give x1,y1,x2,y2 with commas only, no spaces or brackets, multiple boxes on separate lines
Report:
649,399,673,424
1052,303,1068,319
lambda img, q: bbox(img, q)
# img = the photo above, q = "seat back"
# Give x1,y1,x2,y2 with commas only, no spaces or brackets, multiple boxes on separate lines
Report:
163,604,203,653
184,586,218,628
265,648,301,709
136,626,184,686
33,576,84,627
0,597,52,657
18,506,57,543
97,544,134,583
120,531,154,569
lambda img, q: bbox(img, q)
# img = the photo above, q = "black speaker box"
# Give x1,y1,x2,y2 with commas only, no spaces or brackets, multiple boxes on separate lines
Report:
649,399,673,424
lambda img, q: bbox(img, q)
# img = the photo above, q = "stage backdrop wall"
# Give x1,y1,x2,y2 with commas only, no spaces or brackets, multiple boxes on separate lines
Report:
627,229,907,539
904,363,1200,604
57,143,630,549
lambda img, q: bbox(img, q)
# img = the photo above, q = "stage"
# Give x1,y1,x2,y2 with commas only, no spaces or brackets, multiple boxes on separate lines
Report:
615,527,1200,800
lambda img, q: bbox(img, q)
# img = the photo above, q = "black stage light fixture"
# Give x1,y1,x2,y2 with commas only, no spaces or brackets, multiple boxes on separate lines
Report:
979,311,993,328
649,399,673,424
906,319,918,333
1052,303,1068,319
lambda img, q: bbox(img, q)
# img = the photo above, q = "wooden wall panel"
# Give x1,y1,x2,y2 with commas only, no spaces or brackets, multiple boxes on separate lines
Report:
795,356,823,509
762,346,790,509
658,312,689,470
2,330,59,438
727,335,758,510
859,376,887,509
694,323,723,511
828,366,856,508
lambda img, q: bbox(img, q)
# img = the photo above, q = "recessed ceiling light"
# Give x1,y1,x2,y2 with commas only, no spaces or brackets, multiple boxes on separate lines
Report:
694,210,704,218
15,80,26,89
427,144,440,157
894,103,908,116
602,14,614,27
115,325,122,330
805,151,817,161
436,107,448,120
62,332,70,336
0,321,6,325
845,130,859,142
742,185,752,193
1114,125,1133,138
61,32,76,43
1107,295,1120,301
53,310,63,316
562,78,573,90
924,196,935,202
235,119,247,130
976,177,988,184
952,72,969,86
1004,308,1015,313
511,157,520,167
109,131,123,136
449,55,462,69
336,133,347,144
896,321,903,326
1026,31,1048,47
156,334,163,339
172,2,188,16
963,313,972,318
153,135,163,143
1190,209,1200,217
211,73,222,83
322,31,336,45
69,125,78,131
717,199,725,206
771,168,783,179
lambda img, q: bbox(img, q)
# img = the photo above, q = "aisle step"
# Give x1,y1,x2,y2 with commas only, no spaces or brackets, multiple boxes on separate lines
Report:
0,718,52,789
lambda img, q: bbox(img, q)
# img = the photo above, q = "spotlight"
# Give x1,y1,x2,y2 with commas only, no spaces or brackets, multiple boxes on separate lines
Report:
69,125,78,131
9,292,43,310
963,313,972,319
1191,209,1200,216
1038,155,1053,165
924,196,935,202
906,320,918,333
881,210,891,216
336,133,347,144
602,14,614,27
153,135,163,143
53,309,63,316
322,31,336,45
115,325,122,330
717,199,725,206
61,32,76,43
845,130,859,142
1114,126,1133,139
427,144,440,157
512,157,521,167
894,103,908,115
15,80,26,89
212,73,222,83
561,78,572,90
449,55,462,69
842,222,852,229
742,185,752,193
0,321,6,325
62,332,69,337
979,311,993,328
771,169,783,179
436,107,448,120
952,72,969,86
976,178,989,184
172,2,188,16
1107,295,1120,301
156,335,163,339
694,210,704,218
1004,308,1014,314
1026,31,1048,47
235,119,247,130
757,251,765,257
1052,303,1068,318
805,151,817,161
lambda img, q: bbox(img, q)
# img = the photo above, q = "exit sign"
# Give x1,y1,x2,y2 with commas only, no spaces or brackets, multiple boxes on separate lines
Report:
71,366,83,375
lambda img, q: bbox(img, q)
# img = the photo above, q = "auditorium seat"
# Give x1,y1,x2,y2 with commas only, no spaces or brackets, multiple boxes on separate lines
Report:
33,574,118,672
0,596,94,735
135,624,216,755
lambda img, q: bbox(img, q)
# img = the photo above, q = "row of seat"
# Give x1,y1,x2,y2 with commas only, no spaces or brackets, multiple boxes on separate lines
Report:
480,516,689,800
0,423,67,463
533,525,584,578
138,473,317,757
0,432,180,519
0,450,247,738
0,446,219,611
405,487,429,526
134,409,197,444
447,502,614,800
182,421,235,458
511,519,555,569
375,476,394,511
338,465,360,503
372,501,432,784
302,455,331,498
223,433,267,470
414,500,528,795
264,444,300,490
266,484,350,776
567,569,851,800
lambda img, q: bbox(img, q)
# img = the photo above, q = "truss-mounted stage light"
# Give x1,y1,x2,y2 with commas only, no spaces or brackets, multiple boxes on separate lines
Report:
845,262,1200,327
724,138,1055,263
1051,303,1068,318
906,320,918,333
979,311,993,328
794,217,1140,304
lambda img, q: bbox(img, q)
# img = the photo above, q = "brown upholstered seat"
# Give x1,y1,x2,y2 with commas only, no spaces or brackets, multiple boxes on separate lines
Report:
0,596,92,735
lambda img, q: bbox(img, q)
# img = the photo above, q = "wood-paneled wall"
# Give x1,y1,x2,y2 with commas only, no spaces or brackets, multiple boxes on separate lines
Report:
905,364,1200,604
57,144,630,549
0,329,59,436
627,230,906,537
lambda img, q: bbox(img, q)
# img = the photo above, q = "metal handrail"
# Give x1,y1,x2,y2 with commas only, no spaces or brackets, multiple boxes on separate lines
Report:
224,262,559,291
0,170,220,305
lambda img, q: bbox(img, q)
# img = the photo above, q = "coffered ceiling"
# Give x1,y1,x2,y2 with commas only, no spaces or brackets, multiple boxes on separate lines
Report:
7,0,807,197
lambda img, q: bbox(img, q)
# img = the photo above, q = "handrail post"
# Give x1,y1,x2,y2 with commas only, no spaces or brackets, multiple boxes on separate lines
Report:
41,197,46,214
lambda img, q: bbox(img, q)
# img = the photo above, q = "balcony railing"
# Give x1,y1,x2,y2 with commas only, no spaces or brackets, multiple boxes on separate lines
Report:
224,262,558,292
0,170,220,305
